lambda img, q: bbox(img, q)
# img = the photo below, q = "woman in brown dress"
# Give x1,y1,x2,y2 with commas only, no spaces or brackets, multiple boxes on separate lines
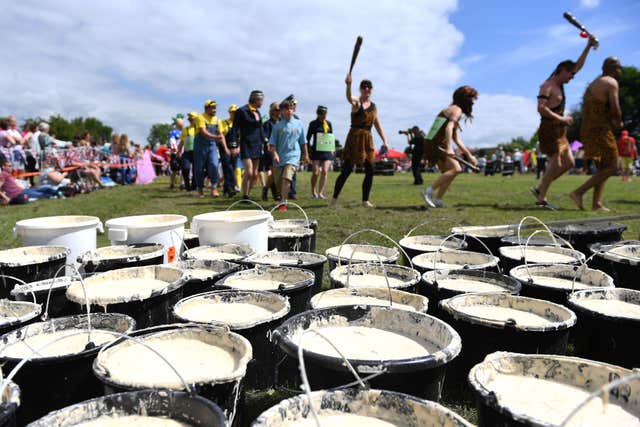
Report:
331,74,389,208
421,86,478,208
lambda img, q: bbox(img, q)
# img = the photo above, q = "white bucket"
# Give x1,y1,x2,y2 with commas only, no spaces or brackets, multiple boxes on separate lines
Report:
13,216,103,271
105,214,187,263
191,210,273,252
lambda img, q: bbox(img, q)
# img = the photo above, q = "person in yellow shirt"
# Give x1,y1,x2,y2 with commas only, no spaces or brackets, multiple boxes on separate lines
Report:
178,111,198,191
219,104,240,197
193,100,229,198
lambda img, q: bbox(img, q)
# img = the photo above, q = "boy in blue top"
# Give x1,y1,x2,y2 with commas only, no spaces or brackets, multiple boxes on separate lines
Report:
269,100,309,211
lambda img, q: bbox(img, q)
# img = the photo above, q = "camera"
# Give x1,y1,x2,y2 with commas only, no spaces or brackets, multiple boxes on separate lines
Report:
398,129,411,135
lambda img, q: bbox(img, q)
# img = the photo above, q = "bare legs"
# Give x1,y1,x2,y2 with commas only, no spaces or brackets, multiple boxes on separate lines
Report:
311,160,330,198
534,149,574,204
242,158,260,197
569,158,618,211
432,157,462,199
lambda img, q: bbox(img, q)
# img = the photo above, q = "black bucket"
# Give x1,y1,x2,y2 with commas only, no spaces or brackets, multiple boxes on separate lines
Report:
329,263,421,293
271,218,319,252
468,352,640,427
93,324,251,426
0,380,19,427
183,228,200,250
176,259,241,298
216,266,315,316
243,251,327,296
65,265,188,328
510,263,614,305
173,290,290,389
10,276,76,319
420,270,521,316
450,225,514,256
500,234,558,247
252,388,474,427
440,293,576,381
497,245,585,273
588,240,640,290
310,287,429,313
272,305,461,401
325,244,399,272
0,246,69,299
398,235,468,265
0,313,135,425
268,227,313,253
27,389,226,426
567,288,640,368
411,249,500,275
78,243,165,275
0,300,41,336
550,221,627,255
183,243,255,263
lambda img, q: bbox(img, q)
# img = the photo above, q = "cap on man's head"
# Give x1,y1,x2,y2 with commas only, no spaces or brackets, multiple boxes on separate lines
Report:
187,111,199,119
228,104,238,113
316,105,328,114
38,122,50,131
204,100,217,108
284,94,298,105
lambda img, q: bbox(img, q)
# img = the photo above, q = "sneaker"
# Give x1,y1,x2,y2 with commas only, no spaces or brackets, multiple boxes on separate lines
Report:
212,188,220,197
434,198,446,208
242,194,251,201
278,203,288,212
362,201,376,208
422,187,436,208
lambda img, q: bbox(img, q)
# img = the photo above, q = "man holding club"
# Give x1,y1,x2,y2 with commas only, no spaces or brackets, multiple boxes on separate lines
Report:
530,34,597,209
569,57,624,212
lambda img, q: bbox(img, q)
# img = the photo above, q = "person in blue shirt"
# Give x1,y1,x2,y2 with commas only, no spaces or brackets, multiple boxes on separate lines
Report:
233,90,265,200
269,100,309,211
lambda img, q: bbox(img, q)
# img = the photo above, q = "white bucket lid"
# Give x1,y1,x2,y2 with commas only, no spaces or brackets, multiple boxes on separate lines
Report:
105,214,187,229
15,216,102,233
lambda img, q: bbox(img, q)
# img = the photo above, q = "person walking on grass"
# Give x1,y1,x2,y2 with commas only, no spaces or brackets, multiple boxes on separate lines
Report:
261,102,279,201
308,105,334,199
269,100,309,212
569,57,624,212
531,35,597,209
421,86,478,208
193,100,229,198
178,112,198,192
234,90,265,200
332,74,389,208
617,130,636,183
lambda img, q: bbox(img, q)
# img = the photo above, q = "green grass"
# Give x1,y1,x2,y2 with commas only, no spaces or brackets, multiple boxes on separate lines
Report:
2,171,639,425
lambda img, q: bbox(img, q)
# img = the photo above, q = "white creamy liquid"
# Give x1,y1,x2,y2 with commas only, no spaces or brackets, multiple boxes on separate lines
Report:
528,275,592,290
502,247,577,263
175,300,275,325
298,326,434,360
99,334,243,388
487,374,640,426
340,275,406,289
608,246,640,260
328,249,391,262
313,296,415,311
456,305,552,327
438,278,507,292
74,416,189,427
67,278,169,305
578,299,640,319
286,413,399,427
186,268,219,280
191,251,242,261
0,329,118,358
223,277,284,291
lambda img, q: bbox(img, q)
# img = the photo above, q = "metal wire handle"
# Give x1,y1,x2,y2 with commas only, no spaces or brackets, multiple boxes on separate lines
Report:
226,199,265,211
520,230,581,288
47,264,92,345
434,233,501,275
0,274,37,305
270,201,310,227
516,215,559,258
404,220,432,238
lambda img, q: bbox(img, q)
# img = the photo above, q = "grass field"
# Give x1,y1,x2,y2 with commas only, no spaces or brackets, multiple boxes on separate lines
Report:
1,171,639,424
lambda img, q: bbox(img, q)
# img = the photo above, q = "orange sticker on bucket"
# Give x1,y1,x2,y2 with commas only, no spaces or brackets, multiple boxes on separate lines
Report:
167,246,176,263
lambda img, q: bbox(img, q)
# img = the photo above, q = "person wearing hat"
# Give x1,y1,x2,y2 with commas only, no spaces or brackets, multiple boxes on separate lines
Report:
218,104,240,197
233,90,265,200
307,105,334,199
260,102,280,201
332,74,389,208
193,100,229,198
178,112,198,191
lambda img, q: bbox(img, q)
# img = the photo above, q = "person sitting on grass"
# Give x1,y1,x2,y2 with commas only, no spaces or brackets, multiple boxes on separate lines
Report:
268,100,309,212
0,159,59,205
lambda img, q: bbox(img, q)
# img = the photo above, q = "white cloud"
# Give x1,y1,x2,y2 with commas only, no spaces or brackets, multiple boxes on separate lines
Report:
0,0,537,148
581,0,600,8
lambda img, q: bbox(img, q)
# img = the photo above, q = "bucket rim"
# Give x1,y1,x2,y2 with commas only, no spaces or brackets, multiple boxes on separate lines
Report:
567,287,640,322
244,251,327,267
310,287,429,314
549,221,628,236
192,209,273,223
176,259,241,283
591,241,640,265
183,244,255,262
398,234,468,252
498,245,585,264
173,289,291,330
330,263,421,289
0,300,42,328
412,249,499,271
25,388,227,426
0,313,136,364
217,266,315,293
274,305,462,373
105,214,187,229
509,263,615,291
0,245,70,267
421,269,522,294
267,226,314,238
325,244,400,263
14,215,101,231
439,292,577,332
10,275,75,297
79,243,166,265
450,225,514,238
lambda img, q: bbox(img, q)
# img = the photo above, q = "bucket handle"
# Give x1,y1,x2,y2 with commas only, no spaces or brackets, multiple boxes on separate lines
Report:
0,274,38,305
403,220,432,238
434,233,501,277
226,199,265,211
96,221,104,234
270,202,310,227
569,240,629,294
297,328,368,427
47,264,93,341
559,370,640,427
516,216,559,258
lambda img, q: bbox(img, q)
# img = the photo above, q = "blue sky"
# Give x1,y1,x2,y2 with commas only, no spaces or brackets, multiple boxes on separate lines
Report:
0,0,637,149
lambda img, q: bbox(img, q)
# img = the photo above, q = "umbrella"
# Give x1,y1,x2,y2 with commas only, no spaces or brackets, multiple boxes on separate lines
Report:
374,148,408,160
570,140,583,152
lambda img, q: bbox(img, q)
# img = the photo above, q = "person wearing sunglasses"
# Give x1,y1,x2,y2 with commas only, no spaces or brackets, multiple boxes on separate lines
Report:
332,74,388,208
531,34,597,209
